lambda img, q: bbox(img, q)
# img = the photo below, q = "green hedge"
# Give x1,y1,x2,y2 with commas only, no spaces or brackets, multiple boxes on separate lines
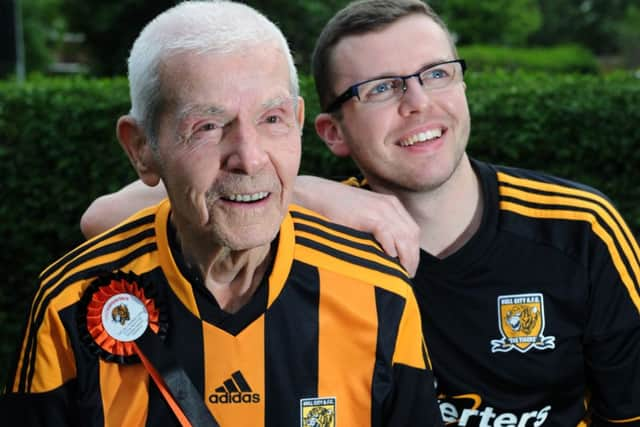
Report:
1,71,639,385
465,70,640,231
0,78,135,386
458,44,600,73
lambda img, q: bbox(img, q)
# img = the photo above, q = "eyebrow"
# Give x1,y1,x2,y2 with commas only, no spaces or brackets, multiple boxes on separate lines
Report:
261,95,294,110
177,104,225,122
359,58,453,81
177,94,293,120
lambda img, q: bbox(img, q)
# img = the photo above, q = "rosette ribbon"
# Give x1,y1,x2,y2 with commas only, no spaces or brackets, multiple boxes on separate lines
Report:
78,271,219,427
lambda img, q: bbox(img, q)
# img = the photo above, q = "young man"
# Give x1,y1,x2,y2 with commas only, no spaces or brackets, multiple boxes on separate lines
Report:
79,0,640,425
306,1,640,425
0,2,442,426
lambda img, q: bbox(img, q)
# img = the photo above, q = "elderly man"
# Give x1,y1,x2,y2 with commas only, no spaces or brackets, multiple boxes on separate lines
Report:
0,2,442,426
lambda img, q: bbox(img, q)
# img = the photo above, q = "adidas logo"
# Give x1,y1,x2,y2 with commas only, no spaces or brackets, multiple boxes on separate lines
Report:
208,371,261,404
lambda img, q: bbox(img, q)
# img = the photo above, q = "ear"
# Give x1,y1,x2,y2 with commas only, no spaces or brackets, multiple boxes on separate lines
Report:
116,115,161,186
295,96,305,131
314,112,350,157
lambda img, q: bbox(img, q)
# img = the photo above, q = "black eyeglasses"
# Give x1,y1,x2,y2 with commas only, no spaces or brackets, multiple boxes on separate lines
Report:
325,59,466,112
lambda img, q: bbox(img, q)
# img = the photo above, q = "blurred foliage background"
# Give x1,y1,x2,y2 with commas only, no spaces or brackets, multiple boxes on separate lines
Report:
1,0,639,388
3,0,640,77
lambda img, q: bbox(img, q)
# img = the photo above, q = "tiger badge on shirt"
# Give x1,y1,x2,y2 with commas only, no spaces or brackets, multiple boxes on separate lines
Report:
300,397,336,427
491,293,556,353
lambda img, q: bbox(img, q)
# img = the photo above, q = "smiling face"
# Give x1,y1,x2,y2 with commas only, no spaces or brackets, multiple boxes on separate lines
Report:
150,45,303,250
318,13,470,194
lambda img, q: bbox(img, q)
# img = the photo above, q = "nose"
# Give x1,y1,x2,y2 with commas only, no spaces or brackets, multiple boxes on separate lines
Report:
224,121,269,175
398,77,430,116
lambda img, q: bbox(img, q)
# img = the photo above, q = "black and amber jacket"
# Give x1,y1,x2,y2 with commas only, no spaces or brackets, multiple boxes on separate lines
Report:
2,201,442,427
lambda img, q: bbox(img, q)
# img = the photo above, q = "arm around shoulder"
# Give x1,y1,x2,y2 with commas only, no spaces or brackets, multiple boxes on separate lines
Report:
80,180,168,239
294,175,420,276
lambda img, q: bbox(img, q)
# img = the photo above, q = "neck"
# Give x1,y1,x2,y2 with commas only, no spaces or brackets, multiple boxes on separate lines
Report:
380,154,482,258
172,217,273,313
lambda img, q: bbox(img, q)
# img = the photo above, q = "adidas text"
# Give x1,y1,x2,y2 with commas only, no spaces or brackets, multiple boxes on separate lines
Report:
209,392,260,404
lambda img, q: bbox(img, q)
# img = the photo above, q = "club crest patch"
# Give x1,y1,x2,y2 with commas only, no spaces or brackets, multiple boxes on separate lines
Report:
490,293,555,353
300,397,336,427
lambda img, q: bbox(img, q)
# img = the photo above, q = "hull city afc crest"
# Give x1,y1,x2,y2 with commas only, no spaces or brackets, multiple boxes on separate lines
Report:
300,397,336,427
491,293,555,353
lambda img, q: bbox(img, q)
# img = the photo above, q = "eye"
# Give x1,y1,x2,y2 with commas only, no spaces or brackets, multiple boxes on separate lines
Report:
260,103,295,127
372,82,392,94
258,107,294,137
265,115,282,124
186,120,224,145
198,122,219,132
370,80,398,95
363,79,402,101
426,68,450,79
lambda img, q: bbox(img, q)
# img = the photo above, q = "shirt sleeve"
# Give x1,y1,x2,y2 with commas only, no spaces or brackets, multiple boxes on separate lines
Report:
584,208,640,425
2,287,78,426
0,385,78,426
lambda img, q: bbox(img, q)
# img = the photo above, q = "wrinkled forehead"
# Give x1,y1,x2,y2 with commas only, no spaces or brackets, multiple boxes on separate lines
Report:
159,46,293,113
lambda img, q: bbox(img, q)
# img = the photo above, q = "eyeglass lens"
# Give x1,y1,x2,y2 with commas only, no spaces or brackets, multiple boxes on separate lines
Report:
358,61,463,104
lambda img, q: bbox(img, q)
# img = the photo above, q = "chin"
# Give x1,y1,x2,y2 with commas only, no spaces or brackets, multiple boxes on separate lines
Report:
219,222,281,251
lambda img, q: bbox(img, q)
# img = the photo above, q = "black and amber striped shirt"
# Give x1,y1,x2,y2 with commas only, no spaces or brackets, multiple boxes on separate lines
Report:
2,201,442,426
412,159,640,426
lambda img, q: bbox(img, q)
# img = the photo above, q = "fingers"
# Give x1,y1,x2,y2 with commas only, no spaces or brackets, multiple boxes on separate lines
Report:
372,228,399,259
389,196,420,277
368,193,420,278
293,176,421,276
396,238,420,278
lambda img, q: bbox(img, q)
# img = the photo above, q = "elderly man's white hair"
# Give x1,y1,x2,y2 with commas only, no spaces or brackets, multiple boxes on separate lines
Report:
127,0,299,145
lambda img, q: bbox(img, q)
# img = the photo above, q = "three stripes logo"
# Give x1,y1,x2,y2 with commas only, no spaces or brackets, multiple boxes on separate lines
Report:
208,371,260,404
